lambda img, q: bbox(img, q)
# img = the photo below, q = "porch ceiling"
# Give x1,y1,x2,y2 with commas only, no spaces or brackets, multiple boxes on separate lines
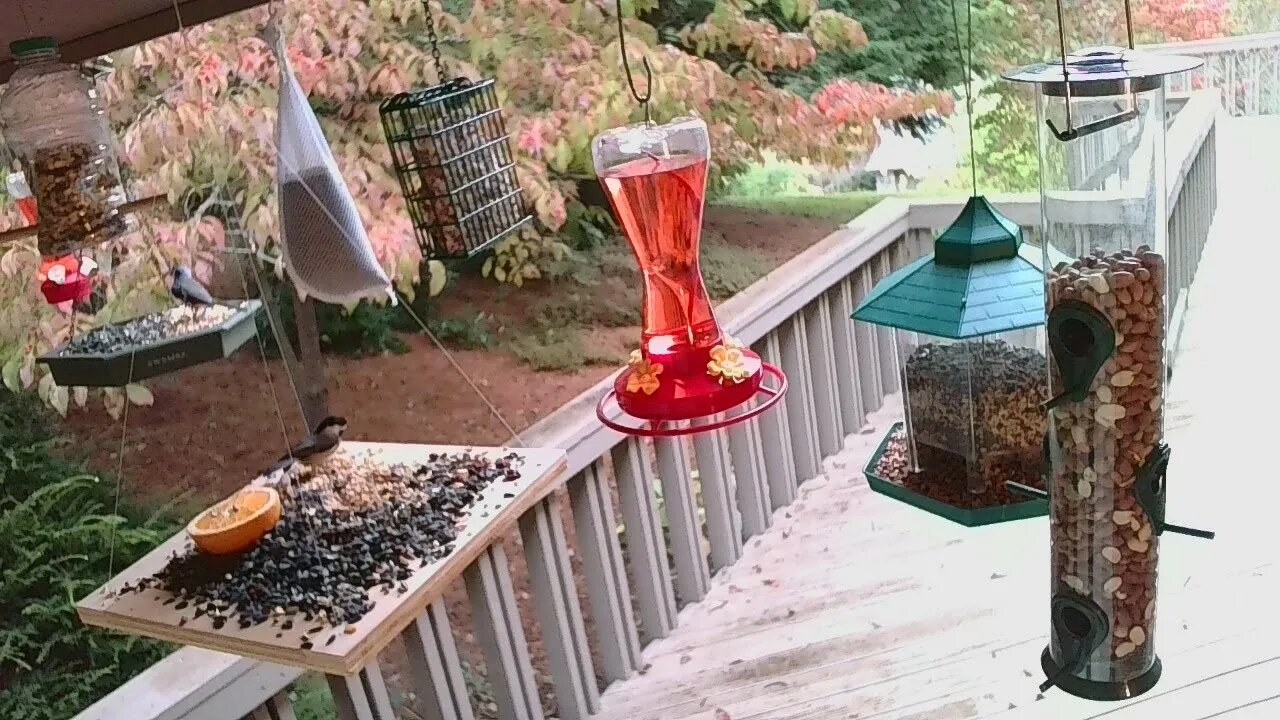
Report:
0,0,270,82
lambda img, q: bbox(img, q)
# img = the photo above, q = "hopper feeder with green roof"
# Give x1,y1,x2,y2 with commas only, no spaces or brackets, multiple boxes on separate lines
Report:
853,195,1058,527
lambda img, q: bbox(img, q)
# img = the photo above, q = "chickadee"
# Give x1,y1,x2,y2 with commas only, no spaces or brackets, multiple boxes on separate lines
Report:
170,265,215,318
262,415,348,476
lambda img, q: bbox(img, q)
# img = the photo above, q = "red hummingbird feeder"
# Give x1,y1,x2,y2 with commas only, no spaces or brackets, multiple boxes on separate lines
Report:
591,116,786,437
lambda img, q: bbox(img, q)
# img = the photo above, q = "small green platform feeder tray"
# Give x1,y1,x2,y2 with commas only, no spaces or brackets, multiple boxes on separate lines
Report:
864,422,1048,527
39,300,263,388
852,195,1061,526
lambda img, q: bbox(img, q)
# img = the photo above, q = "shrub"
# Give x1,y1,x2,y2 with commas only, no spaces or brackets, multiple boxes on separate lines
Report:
0,391,179,720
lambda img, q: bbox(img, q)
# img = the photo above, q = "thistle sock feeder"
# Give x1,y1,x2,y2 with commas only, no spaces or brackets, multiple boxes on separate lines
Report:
853,195,1064,525
591,117,785,437
1005,44,1214,701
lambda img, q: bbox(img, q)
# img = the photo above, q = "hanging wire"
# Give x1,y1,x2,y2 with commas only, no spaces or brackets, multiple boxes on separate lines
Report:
615,0,652,125
948,0,978,193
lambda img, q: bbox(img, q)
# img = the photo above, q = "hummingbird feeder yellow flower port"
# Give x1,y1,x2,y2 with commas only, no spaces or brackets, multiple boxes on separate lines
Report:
626,352,664,395
707,343,749,385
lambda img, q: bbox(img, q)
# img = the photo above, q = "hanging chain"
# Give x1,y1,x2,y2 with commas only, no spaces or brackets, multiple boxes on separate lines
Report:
421,0,449,84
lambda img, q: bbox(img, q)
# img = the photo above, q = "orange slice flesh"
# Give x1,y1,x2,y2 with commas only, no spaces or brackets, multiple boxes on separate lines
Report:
187,487,281,555
193,490,272,532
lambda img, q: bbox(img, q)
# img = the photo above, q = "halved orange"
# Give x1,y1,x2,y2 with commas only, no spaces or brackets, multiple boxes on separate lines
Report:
186,487,282,555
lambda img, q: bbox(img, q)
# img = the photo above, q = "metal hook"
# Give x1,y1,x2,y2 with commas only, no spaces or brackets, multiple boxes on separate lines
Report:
615,0,652,125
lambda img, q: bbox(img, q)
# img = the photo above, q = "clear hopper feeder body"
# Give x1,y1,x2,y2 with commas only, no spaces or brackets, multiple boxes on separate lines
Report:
1005,47,1213,700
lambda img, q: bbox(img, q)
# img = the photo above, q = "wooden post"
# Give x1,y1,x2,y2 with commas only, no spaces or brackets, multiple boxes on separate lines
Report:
291,293,329,429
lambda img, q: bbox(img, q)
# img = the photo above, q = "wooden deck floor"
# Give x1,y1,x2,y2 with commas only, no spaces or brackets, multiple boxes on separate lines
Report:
592,116,1280,720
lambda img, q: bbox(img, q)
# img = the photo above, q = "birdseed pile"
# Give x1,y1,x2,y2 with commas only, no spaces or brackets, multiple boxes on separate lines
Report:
874,427,1045,510
121,451,522,647
62,303,242,355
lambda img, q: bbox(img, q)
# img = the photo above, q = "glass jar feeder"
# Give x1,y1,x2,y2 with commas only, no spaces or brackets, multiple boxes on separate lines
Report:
855,197,1053,526
591,117,786,436
0,37,127,258
1005,45,1214,701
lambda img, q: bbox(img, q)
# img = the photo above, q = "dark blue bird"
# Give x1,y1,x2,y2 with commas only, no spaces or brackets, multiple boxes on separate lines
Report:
170,265,215,317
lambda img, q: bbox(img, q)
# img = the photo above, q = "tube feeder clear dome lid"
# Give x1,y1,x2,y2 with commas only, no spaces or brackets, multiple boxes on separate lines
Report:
1003,46,1203,97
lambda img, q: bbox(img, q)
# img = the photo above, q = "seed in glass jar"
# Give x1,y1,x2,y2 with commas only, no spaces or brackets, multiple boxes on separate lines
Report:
1097,385,1113,403
1115,626,1129,639
1102,546,1122,563
1072,425,1087,446
1145,600,1155,619
1077,480,1093,498
1063,575,1086,594
1127,538,1150,553
1116,591,1128,600
1114,510,1134,525
1130,626,1146,645
1139,524,1152,542
1111,371,1136,387
1115,641,1137,658
1103,576,1122,595
1095,404,1127,427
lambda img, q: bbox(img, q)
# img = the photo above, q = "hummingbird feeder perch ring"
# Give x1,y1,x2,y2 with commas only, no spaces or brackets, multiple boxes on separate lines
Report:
596,361,786,438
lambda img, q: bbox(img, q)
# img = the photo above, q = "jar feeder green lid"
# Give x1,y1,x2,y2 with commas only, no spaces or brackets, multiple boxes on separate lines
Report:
10,36,59,57
853,195,1068,339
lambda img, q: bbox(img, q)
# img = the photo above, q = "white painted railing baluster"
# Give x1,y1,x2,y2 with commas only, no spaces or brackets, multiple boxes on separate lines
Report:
692,428,741,571
519,496,599,719
778,315,821,481
402,601,475,720
653,436,710,604
610,438,676,643
327,666,391,720
872,250,900,395
804,296,843,457
754,334,798,509
830,277,865,431
852,264,884,414
464,546,543,720
725,404,770,539
570,463,642,681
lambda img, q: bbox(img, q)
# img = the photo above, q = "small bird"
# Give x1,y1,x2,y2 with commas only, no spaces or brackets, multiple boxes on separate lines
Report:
170,265,215,318
262,415,348,476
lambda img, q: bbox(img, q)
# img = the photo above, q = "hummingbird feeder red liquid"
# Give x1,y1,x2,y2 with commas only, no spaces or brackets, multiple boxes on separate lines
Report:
592,117,785,437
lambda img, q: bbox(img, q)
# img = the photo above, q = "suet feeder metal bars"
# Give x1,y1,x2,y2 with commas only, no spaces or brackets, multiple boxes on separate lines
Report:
591,116,786,437
379,2,529,261
854,196,1062,526
1004,1,1214,699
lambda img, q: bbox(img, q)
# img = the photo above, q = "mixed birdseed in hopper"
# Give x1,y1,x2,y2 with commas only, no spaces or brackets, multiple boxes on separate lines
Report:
122,451,523,643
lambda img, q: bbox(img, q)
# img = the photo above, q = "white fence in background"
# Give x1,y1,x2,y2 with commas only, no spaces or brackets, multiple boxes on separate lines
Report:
73,90,1218,720
1147,31,1280,117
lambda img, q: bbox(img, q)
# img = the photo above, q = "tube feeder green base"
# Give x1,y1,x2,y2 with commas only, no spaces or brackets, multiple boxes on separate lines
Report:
863,422,1048,528
38,300,264,388
1039,647,1162,701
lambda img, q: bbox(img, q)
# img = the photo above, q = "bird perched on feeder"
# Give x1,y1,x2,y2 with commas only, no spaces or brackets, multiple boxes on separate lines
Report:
170,265,215,319
262,415,348,477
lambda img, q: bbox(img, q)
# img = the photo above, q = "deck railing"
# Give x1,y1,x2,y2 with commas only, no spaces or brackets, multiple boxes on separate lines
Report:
72,90,1218,720
1146,31,1280,117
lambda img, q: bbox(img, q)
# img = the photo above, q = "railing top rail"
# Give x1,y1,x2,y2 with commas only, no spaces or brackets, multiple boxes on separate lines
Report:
1143,30,1280,55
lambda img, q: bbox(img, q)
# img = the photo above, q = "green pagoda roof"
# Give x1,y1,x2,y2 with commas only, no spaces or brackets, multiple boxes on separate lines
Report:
852,196,1064,339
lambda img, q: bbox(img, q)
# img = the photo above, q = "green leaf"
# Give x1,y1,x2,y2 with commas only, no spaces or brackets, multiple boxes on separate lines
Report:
125,384,154,407
427,260,447,297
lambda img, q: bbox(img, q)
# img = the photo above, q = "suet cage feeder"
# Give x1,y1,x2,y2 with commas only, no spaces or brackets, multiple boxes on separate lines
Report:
380,78,530,261
591,117,785,437
854,196,1059,526
1004,44,1213,700
39,300,263,387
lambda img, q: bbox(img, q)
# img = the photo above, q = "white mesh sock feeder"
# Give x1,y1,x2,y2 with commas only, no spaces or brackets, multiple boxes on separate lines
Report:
1003,0,1214,700
378,1,530,261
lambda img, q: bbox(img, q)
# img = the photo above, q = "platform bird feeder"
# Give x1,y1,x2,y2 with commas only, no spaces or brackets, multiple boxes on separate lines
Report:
591,117,786,437
854,196,1064,526
1004,6,1215,697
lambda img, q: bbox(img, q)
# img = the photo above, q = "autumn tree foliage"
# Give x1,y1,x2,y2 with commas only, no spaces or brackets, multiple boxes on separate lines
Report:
0,0,951,413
